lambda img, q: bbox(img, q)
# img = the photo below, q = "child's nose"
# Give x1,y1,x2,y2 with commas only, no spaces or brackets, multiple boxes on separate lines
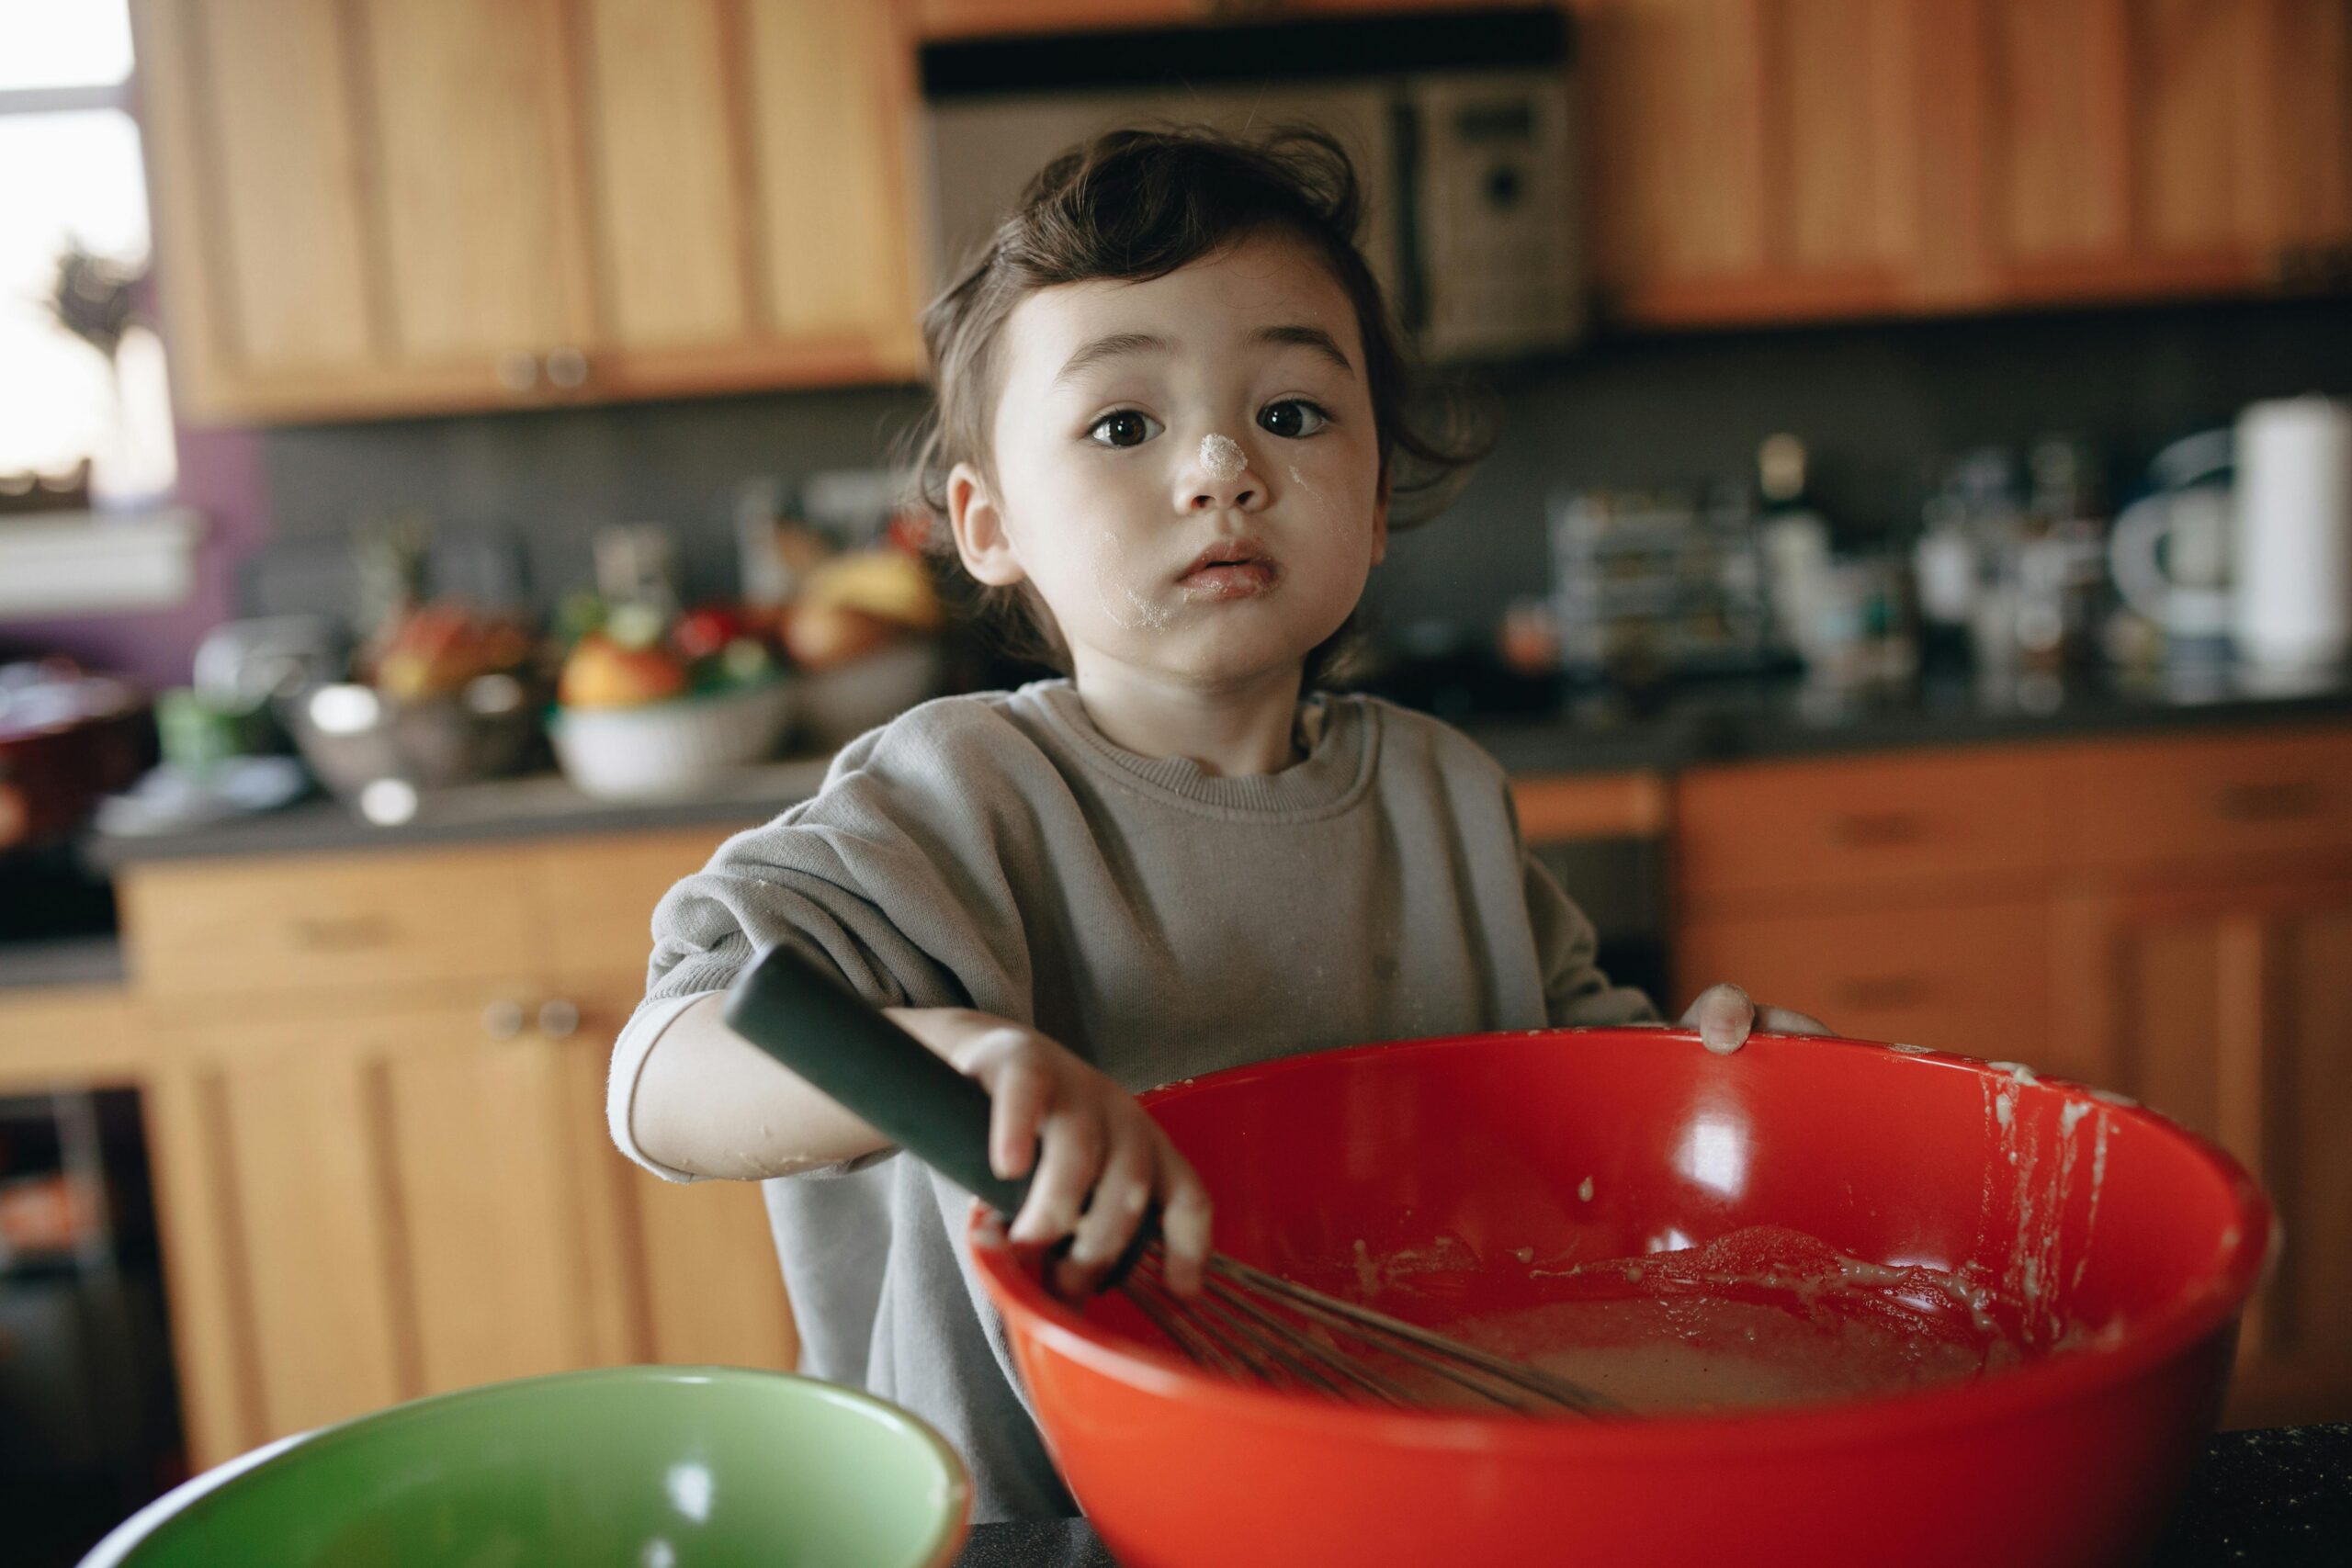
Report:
1180,441,1261,513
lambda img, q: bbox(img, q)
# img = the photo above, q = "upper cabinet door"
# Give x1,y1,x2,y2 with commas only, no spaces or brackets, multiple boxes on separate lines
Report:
741,0,923,367
1586,0,1925,324
573,0,758,355
1979,0,2352,299
1583,0,2352,326
131,0,383,411
137,0,923,422
354,0,593,370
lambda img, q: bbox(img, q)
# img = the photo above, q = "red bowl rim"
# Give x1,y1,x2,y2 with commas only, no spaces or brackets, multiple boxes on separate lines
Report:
968,1027,2274,1456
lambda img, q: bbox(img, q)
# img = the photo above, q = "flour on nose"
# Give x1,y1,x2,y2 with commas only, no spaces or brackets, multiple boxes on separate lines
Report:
1200,434,1248,481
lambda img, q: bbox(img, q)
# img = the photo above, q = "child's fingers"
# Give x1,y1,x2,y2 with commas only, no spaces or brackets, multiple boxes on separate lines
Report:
1155,1145,1215,1298
1679,982,1756,1055
986,1052,1051,1181
1010,1104,1105,1246
1758,1005,1832,1036
1055,1134,1156,1297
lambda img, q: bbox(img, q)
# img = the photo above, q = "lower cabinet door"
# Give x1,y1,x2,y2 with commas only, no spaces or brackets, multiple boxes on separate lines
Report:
150,1000,618,1462
1675,893,2054,1070
2052,868,2352,1427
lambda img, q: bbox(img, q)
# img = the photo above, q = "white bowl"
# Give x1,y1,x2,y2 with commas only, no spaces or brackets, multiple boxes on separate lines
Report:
549,679,797,801
800,639,943,748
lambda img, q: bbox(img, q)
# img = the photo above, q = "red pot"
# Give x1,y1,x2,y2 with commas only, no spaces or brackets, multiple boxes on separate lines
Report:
970,1029,2269,1568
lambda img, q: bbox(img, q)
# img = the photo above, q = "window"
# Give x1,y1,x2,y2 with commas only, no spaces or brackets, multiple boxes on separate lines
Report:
0,0,175,507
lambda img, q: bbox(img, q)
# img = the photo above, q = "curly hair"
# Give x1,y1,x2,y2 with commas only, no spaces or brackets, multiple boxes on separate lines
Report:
896,123,1491,681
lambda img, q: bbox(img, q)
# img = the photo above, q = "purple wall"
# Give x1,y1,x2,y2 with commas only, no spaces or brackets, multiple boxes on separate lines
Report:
1,422,270,692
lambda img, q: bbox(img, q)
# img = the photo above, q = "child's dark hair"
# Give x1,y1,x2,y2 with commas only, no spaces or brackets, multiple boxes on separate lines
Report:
899,124,1492,680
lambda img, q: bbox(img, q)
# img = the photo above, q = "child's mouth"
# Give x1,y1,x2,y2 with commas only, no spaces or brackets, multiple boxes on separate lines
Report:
1176,543,1278,600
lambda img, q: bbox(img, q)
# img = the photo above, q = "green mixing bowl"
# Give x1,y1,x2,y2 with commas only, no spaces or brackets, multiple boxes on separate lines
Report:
83,1366,970,1567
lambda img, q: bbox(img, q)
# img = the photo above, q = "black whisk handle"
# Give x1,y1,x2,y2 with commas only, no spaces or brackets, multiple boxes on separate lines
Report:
720,942,1033,1219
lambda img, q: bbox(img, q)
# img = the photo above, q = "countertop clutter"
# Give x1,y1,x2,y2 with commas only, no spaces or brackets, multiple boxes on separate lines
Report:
65,664,2352,870
945,1424,2352,1566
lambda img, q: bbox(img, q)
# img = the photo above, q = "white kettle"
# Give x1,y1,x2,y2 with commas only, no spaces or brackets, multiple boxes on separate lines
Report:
2108,398,2352,670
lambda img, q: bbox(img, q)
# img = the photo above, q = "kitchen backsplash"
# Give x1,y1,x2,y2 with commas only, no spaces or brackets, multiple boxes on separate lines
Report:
241,294,2352,651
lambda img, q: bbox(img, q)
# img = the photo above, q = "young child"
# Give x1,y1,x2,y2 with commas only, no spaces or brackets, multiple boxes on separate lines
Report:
607,127,1826,1522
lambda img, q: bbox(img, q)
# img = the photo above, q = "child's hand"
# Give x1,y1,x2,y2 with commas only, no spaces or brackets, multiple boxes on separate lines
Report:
1678,983,1832,1055
904,1010,1213,1301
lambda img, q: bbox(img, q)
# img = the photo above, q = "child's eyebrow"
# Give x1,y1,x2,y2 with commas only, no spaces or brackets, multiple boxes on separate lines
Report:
1256,324,1355,377
1050,324,1355,388
1052,332,1169,387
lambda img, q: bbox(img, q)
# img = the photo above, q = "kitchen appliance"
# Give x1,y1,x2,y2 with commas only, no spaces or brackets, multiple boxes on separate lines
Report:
1548,487,1774,682
971,1029,2268,1568
919,7,1581,360
2233,395,2352,671
78,1367,970,1568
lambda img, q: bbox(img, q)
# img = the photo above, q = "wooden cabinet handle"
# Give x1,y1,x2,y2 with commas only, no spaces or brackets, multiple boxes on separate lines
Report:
496,350,538,394
1828,811,1929,847
287,913,395,951
2212,780,2324,823
1834,975,1931,1010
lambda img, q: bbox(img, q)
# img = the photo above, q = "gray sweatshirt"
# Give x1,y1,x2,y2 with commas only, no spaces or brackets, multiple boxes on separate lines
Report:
606,679,1655,1520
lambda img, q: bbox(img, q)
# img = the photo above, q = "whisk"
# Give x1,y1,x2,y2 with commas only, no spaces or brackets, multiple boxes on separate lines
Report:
723,945,1620,1416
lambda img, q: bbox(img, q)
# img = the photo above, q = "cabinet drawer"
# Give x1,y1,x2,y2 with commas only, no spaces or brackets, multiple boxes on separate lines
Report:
2055,727,2352,871
121,846,539,999
1677,746,2057,906
1676,897,2052,1067
530,828,748,983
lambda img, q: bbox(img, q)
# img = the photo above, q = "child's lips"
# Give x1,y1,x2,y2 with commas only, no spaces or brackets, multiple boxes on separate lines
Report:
1175,539,1278,599
1177,560,1278,599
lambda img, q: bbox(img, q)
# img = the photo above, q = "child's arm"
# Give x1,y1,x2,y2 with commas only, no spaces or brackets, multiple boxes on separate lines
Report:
629,997,1213,1297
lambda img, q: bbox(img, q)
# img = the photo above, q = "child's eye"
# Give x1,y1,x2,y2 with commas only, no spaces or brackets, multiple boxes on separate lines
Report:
1258,400,1332,440
1087,410,1162,448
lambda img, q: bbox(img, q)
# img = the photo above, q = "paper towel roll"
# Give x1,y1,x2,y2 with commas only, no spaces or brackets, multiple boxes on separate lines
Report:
2233,396,2352,671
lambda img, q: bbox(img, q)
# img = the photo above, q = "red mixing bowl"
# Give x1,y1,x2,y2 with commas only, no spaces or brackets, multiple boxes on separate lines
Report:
969,1028,2270,1568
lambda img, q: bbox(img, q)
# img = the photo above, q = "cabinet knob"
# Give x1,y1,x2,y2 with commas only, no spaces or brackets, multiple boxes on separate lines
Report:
481,998,526,1040
496,350,539,393
545,346,589,389
537,998,580,1039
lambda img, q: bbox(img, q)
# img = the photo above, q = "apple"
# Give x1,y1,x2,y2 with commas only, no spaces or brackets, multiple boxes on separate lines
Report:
559,631,690,708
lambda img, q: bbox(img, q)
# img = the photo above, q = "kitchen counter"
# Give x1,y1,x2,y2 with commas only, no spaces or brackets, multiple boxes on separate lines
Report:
947,1423,2352,1566
78,664,2352,868
1459,662,2352,777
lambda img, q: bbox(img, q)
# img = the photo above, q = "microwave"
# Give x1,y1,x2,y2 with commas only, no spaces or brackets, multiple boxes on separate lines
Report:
916,6,1583,362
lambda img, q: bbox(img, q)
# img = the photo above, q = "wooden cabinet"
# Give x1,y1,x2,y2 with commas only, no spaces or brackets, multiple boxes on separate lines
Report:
2050,860,2352,1428
116,829,797,1468
1677,720,2352,1425
1582,0,2352,326
132,0,923,423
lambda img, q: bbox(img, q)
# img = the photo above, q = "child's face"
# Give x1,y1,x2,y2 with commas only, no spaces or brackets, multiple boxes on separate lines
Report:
950,231,1387,692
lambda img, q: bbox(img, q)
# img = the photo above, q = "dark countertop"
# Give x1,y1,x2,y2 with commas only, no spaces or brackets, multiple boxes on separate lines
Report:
73,665,2352,870
1458,662,2352,777
949,1423,2352,1567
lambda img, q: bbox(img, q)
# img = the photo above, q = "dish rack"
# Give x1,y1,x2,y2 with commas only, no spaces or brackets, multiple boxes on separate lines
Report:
1547,489,1775,680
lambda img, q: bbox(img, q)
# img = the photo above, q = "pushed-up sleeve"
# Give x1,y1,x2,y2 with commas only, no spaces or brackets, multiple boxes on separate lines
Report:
640,704,1042,1021
1524,852,1660,1028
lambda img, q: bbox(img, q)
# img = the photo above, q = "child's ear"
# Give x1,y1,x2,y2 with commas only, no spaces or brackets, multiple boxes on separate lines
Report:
948,461,1026,587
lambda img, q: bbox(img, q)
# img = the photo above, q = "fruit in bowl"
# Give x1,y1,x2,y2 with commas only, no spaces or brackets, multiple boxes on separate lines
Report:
558,629,691,709
549,602,796,801
781,550,947,746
